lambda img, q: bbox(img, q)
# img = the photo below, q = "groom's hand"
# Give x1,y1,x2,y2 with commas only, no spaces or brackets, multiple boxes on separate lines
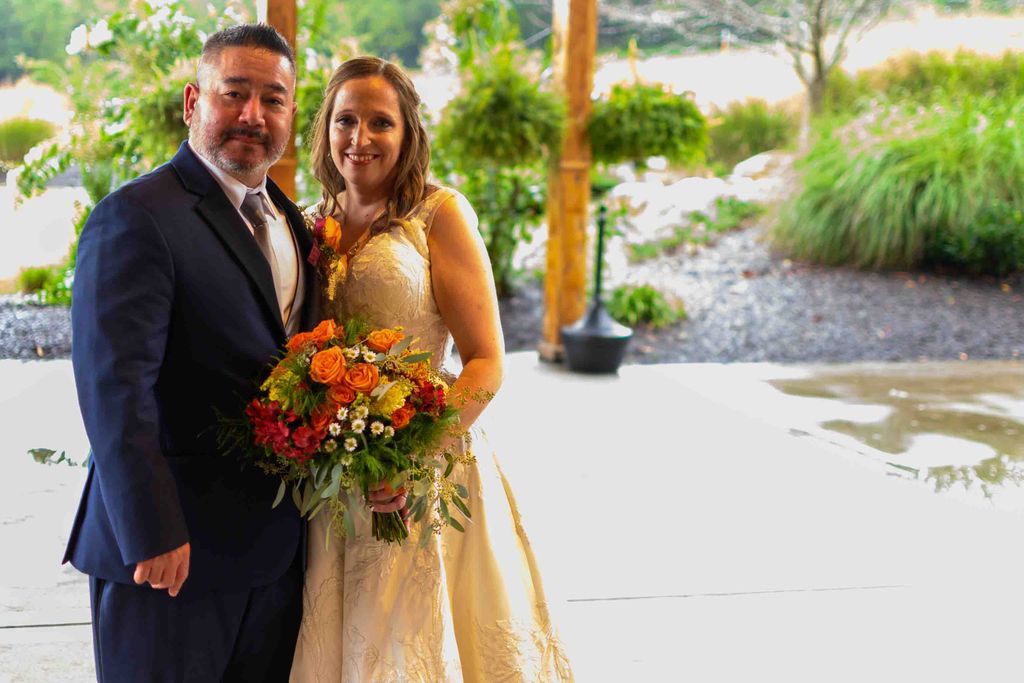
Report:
134,542,190,597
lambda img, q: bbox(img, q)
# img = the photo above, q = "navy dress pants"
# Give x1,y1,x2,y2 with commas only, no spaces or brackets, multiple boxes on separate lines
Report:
88,550,302,682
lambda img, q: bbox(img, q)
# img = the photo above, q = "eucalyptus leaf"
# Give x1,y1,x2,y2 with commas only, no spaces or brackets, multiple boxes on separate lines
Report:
371,380,396,399
448,517,465,533
272,479,287,509
291,483,303,511
439,499,451,522
401,352,432,364
455,484,469,499
387,335,415,356
452,495,471,519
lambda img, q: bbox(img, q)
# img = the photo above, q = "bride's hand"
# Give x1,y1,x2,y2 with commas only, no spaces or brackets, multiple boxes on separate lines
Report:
368,480,407,514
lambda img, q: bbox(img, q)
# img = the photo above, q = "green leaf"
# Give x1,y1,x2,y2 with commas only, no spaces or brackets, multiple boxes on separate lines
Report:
401,352,432,364
448,517,465,533
291,483,303,511
451,495,471,519
439,499,451,522
387,335,414,356
344,509,356,538
272,479,287,509
455,484,469,499
371,380,396,399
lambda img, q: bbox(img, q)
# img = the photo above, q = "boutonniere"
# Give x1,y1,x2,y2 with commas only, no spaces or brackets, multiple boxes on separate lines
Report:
305,214,348,302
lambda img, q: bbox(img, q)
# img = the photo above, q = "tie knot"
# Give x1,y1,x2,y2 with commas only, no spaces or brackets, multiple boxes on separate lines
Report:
241,193,268,229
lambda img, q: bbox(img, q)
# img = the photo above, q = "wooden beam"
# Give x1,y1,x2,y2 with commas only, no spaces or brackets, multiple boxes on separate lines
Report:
540,0,597,361
258,0,298,200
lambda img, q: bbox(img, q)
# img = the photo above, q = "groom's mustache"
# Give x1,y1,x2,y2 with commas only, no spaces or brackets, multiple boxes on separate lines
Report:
222,127,270,148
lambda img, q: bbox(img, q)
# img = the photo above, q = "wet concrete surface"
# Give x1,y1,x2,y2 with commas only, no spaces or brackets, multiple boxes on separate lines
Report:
4,356,1024,681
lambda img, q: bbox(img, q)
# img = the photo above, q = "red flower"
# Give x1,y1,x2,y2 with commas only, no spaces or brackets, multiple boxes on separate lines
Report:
292,425,320,453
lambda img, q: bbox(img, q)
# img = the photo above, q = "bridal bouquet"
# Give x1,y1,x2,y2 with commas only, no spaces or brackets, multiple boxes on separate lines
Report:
220,318,472,544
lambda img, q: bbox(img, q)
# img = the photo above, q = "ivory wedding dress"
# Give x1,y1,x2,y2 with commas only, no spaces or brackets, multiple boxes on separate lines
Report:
289,187,574,682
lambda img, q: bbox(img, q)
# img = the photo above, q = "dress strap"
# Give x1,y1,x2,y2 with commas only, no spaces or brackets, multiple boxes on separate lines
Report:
418,187,458,235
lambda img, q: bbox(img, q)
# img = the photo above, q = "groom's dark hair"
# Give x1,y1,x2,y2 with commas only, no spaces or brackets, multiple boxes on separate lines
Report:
198,24,295,77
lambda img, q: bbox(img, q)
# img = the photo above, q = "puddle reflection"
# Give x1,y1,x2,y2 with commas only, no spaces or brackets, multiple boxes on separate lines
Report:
769,363,1024,499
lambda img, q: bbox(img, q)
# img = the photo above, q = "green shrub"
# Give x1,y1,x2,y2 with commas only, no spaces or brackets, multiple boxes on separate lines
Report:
589,82,708,166
824,50,1024,116
17,266,55,294
707,99,799,168
0,118,56,165
925,202,1024,276
774,96,1024,273
607,284,686,328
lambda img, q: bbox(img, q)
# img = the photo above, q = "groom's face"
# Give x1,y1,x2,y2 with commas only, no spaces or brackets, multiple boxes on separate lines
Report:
184,46,296,186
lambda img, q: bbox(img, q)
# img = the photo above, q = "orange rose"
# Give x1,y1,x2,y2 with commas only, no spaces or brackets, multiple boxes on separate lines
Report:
309,319,339,347
342,363,380,394
323,215,342,252
327,383,357,405
309,347,347,385
365,328,404,353
390,403,416,430
286,331,315,352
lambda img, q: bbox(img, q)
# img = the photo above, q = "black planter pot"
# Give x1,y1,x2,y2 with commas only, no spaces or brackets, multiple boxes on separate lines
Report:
561,204,633,374
561,301,632,373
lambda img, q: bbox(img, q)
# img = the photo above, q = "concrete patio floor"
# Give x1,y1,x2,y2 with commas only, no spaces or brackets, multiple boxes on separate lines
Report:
2,355,1023,682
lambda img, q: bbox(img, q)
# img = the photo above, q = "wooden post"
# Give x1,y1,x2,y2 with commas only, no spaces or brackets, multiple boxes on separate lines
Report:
258,0,298,200
539,0,598,361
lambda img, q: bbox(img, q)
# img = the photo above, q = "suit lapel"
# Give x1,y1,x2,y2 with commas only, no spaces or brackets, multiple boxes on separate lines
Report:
171,143,285,339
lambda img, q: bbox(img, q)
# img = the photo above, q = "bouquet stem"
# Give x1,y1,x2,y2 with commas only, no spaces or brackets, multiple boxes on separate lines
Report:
371,510,408,543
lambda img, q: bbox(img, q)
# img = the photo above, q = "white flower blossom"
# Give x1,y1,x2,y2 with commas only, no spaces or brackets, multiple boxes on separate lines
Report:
350,418,366,433
370,421,384,436
353,405,369,420
362,350,378,362
328,423,342,437
66,25,88,55
383,426,395,438
341,454,353,467
344,437,358,452
335,407,348,421
323,439,337,453
343,347,360,360
90,19,113,47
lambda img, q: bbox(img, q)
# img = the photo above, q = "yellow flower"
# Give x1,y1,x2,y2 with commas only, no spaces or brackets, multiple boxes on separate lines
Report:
372,378,414,416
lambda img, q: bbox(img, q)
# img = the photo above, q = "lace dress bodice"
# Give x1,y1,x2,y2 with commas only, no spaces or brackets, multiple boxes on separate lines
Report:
320,187,458,370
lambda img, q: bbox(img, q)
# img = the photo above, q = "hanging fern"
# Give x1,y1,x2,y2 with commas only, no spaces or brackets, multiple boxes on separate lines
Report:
589,82,708,166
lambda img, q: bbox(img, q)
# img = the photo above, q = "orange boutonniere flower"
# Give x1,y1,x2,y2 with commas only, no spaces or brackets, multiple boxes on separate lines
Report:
309,347,347,385
342,363,380,394
323,215,342,252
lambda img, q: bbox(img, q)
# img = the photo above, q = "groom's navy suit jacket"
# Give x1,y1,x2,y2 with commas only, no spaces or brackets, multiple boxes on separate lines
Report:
64,142,317,595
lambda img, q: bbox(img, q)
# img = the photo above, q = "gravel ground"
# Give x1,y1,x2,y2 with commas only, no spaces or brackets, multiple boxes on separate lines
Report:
5,222,1024,364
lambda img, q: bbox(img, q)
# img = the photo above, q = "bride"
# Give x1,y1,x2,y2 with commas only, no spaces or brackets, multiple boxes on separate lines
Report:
289,56,574,682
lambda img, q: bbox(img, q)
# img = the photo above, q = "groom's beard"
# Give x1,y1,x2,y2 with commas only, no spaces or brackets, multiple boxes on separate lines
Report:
189,113,287,179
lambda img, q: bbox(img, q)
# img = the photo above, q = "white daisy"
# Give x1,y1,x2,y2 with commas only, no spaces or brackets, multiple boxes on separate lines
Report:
343,347,360,360
328,423,342,437
353,405,369,420
370,421,384,436
323,439,337,453
335,407,348,421
350,418,366,433
343,437,358,452
341,454,354,467
383,426,395,438
362,350,378,363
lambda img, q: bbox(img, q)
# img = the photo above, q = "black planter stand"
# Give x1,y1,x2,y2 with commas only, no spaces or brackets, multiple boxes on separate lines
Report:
561,205,633,374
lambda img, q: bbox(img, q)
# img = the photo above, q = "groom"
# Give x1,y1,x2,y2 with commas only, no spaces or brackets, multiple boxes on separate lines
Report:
64,24,317,681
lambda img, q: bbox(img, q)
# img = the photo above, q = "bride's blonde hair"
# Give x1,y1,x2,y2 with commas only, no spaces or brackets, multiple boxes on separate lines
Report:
309,56,431,229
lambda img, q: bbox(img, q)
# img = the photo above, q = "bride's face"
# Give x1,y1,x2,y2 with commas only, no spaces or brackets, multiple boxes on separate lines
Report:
328,75,406,195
